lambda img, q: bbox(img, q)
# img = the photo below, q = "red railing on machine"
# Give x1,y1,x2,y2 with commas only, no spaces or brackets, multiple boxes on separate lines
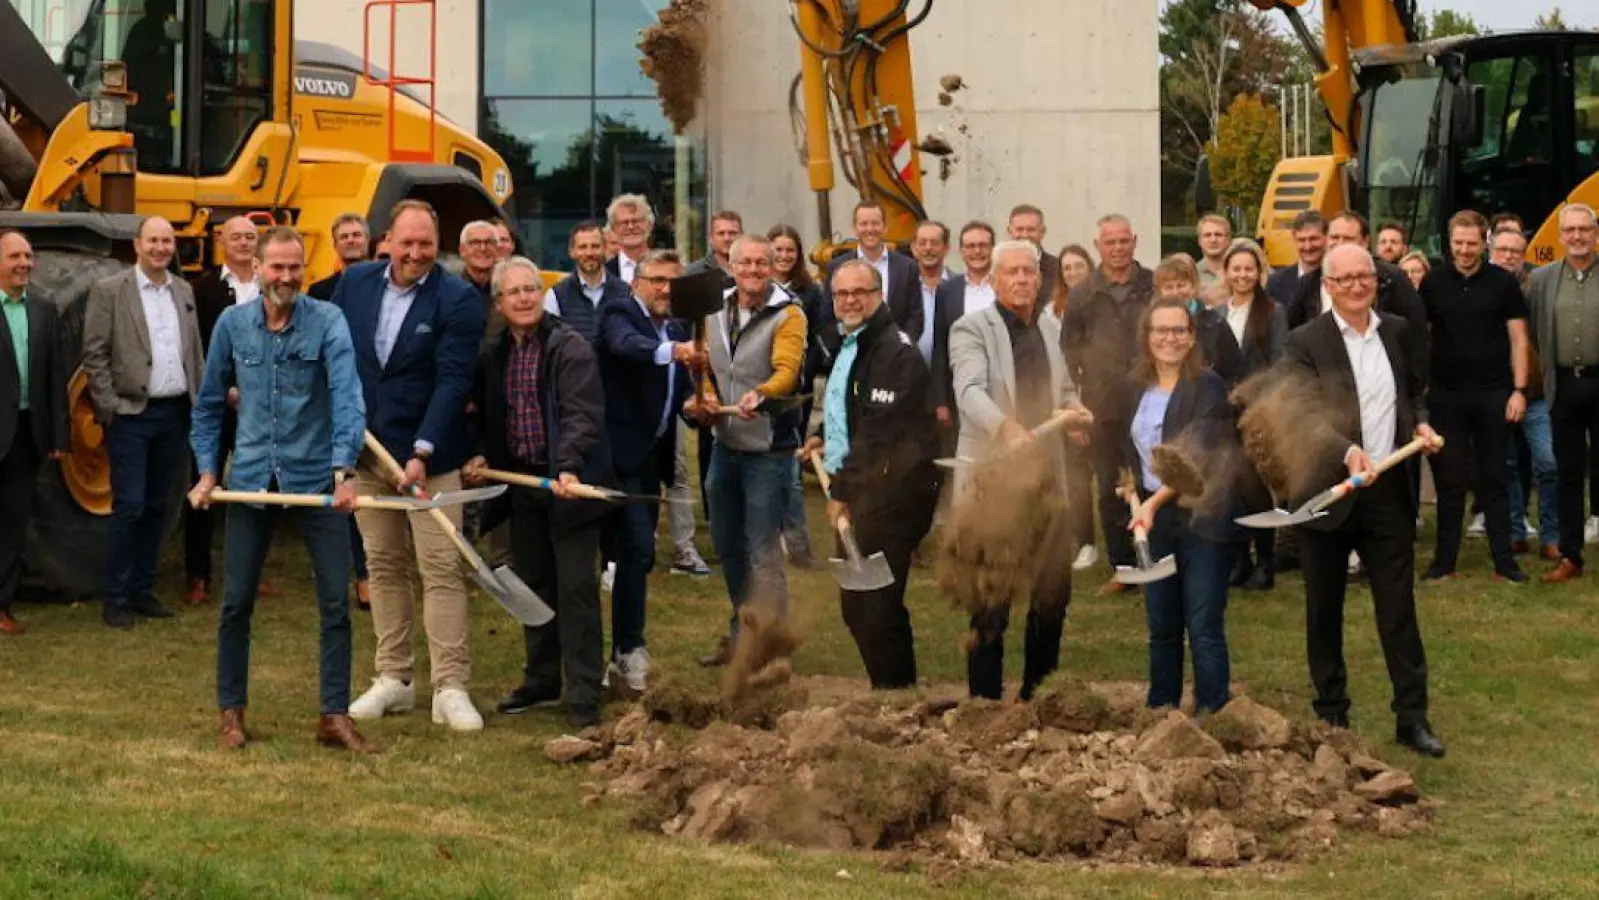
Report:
361,0,436,163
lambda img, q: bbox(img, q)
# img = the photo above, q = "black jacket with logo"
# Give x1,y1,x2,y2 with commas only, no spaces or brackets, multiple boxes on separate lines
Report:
814,305,941,508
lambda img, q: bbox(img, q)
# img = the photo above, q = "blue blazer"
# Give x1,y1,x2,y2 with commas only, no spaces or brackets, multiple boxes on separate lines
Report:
597,295,693,474
330,260,484,474
1266,265,1302,309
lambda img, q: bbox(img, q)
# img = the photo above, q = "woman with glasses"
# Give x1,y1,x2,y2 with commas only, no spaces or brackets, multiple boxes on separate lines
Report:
1102,297,1235,715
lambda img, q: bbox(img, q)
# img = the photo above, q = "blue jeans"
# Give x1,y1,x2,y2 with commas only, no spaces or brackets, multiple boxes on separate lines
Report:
1142,509,1231,714
706,445,789,633
104,398,189,608
611,464,662,655
217,503,353,713
781,457,814,557
1507,398,1558,545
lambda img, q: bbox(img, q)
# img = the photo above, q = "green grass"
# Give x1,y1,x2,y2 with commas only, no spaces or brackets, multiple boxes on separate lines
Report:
2,497,1598,900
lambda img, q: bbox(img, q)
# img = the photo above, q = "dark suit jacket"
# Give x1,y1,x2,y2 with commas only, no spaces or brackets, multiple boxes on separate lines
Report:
191,267,245,349
1102,370,1237,542
330,260,484,474
823,249,923,342
1284,260,1428,377
597,295,693,475
0,292,70,457
1266,265,1303,308
307,271,343,302
1221,296,1288,379
1282,311,1427,532
930,274,982,410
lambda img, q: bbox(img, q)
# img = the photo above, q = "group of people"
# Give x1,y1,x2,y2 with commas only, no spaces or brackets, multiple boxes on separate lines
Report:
4,189,1596,763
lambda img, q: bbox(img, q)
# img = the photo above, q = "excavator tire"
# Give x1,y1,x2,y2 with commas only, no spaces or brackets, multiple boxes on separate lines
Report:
23,250,189,598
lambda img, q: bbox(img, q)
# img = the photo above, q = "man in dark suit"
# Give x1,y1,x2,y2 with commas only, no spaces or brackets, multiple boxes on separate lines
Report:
1283,243,1445,758
931,220,996,435
331,199,487,733
595,249,699,691
81,216,205,629
307,213,371,301
1286,212,1428,338
1266,210,1328,308
604,193,654,286
547,221,630,347
0,230,70,636
1006,204,1062,310
823,201,923,342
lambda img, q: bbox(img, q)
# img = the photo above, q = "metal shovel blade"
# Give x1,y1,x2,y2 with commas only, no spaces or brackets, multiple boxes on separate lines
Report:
469,562,555,627
829,552,895,592
1113,555,1178,585
407,484,508,509
934,455,975,470
1235,505,1328,529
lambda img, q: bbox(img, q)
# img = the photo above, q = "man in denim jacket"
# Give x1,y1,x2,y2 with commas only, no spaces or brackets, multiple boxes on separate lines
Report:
189,226,373,754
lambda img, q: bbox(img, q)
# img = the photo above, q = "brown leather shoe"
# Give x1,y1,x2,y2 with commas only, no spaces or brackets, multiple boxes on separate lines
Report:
0,611,24,636
218,708,247,750
354,579,371,612
317,714,380,754
1542,559,1584,584
257,579,280,598
1096,577,1134,596
185,577,210,606
1509,539,1530,555
1540,543,1562,562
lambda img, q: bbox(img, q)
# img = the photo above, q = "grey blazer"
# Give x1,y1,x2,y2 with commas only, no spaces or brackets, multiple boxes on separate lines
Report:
948,303,1079,465
81,267,204,423
1526,262,1564,407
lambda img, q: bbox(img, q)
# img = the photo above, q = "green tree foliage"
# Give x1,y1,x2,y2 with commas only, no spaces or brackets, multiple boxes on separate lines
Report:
1208,94,1281,225
1414,9,1485,41
1533,7,1569,30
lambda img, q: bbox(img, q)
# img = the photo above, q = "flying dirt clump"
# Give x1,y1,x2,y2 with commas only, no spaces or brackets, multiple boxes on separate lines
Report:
558,677,1435,870
1231,365,1351,499
638,0,709,134
721,602,800,703
1151,443,1207,506
936,450,1071,619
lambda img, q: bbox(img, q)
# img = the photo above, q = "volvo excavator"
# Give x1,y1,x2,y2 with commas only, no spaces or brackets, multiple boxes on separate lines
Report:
0,0,511,596
1249,0,1599,267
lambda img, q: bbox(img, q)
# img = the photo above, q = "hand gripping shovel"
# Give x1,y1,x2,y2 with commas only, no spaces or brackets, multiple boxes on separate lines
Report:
1235,435,1442,529
476,468,693,506
193,485,507,512
1114,482,1178,585
361,431,554,628
809,450,895,592
935,406,1094,470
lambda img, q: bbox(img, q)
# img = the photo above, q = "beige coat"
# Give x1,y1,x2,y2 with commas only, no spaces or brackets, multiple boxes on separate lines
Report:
81,267,204,422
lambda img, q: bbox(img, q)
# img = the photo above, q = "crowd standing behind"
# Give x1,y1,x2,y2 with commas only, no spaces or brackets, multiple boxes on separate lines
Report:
7,191,1599,765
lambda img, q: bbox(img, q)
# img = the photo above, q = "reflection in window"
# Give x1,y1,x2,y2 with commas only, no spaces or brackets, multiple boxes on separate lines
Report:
483,0,591,97
595,0,667,96
595,100,705,253
482,99,594,270
198,0,272,175
1576,50,1599,181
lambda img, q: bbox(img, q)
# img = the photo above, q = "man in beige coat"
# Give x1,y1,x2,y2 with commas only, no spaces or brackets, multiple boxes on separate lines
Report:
81,216,204,628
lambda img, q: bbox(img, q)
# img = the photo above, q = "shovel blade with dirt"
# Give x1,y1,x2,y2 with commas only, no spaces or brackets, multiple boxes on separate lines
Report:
1113,477,1177,585
1234,435,1440,530
808,451,895,592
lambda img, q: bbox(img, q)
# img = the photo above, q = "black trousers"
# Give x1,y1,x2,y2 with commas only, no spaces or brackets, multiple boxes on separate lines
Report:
184,410,234,582
1552,370,1599,567
1299,473,1429,727
509,487,604,714
967,511,1074,701
1063,441,1095,551
0,414,41,612
1429,388,1514,572
1091,425,1133,567
840,488,938,690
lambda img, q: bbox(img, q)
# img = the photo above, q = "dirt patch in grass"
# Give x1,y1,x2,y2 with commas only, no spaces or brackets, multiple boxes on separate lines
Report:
555,683,1435,870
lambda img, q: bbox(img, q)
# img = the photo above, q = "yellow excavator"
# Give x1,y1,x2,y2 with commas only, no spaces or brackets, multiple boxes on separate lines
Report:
0,0,511,596
1247,0,1599,267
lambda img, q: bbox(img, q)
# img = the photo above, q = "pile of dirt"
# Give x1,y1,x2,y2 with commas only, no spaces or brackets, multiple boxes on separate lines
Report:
936,450,1071,619
638,0,709,134
555,679,1434,870
1231,367,1352,498
1150,443,1207,507
721,603,800,703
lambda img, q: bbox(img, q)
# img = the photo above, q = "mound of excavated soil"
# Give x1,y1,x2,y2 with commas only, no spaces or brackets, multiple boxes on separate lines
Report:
552,678,1434,870
638,0,709,134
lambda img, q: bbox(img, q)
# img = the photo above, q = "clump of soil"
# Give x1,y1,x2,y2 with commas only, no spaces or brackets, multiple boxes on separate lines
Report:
1151,443,1206,506
918,135,954,157
721,603,800,703
1231,366,1352,498
638,0,709,134
936,451,1071,616
558,679,1434,870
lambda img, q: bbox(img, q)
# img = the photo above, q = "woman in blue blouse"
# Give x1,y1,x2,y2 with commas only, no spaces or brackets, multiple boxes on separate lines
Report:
1105,297,1236,714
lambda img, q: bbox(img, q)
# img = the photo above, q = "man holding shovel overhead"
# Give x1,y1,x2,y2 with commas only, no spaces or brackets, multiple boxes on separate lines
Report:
798,259,941,689
189,227,375,753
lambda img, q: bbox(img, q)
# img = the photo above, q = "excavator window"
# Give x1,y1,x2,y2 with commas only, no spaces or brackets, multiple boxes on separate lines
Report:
1575,47,1599,182
195,0,273,176
1460,48,1560,237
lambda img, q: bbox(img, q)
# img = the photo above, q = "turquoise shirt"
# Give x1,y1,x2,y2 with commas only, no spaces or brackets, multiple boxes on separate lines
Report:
1,289,26,410
822,327,862,475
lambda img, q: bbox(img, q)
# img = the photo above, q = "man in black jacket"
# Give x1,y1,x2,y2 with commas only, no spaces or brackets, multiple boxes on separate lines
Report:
463,255,615,730
800,259,941,688
1266,211,1327,308
308,213,372,301
823,201,924,342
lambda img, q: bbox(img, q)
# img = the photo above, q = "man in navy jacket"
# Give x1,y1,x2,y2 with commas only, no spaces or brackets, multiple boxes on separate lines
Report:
329,199,488,733
546,221,631,347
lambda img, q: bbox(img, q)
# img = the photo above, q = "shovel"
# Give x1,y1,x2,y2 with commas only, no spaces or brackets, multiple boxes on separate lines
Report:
935,406,1094,469
193,485,506,512
1114,482,1178,585
475,468,693,505
808,450,895,592
710,394,813,418
360,431,554,628
1235,435,1441,529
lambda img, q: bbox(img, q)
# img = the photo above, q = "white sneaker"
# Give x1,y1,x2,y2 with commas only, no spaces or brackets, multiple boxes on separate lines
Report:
1071,545,1100,571
431,688,484,732
601,561,616,593
1586,516,1599,543
1467,513,1486,537
611,647,651,693
1526,521,1539,538
1347,550,1362,575
348,675,414,721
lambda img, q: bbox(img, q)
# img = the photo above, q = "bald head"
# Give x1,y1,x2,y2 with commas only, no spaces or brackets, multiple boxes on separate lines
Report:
135,216,176,280
220,216,258,271
1323,244,1378,320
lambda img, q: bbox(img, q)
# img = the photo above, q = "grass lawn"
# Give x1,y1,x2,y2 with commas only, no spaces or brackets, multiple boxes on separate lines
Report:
1,493,1597,900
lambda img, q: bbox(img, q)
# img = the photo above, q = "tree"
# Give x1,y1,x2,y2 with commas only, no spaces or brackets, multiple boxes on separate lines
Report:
1208,94,1281,225
1534,7,1569,30
1413,9,1484,41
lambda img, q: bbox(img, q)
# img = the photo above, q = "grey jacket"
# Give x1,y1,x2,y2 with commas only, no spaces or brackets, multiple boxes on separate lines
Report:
81,267,204,423
1526,261,1580,407
948,303,1079,465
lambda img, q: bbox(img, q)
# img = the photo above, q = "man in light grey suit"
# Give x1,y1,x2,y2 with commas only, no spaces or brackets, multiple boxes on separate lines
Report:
947,239,1090,701
81,216,204,628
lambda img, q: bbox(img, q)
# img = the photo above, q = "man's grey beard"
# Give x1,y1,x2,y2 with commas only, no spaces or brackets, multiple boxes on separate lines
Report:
266,283,299,310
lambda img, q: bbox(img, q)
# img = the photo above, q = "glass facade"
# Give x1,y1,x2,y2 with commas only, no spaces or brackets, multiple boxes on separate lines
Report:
479,0,707,271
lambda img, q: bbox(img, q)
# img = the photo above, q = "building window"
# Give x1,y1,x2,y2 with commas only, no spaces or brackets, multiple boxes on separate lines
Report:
479,0,707,272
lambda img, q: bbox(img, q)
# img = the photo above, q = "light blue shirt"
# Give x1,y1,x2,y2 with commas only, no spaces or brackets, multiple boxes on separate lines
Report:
822,326,862,475
1132,385,1171,493
374,265,426,368
637,297,678,439
916,272,948,364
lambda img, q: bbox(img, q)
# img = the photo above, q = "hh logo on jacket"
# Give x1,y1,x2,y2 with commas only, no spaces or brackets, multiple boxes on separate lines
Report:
870,388,896,404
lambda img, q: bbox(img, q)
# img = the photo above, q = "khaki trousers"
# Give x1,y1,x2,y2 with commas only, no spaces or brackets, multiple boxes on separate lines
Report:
354,468,470,689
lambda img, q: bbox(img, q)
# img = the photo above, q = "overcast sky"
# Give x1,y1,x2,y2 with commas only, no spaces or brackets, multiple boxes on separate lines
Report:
1414,0,1594,31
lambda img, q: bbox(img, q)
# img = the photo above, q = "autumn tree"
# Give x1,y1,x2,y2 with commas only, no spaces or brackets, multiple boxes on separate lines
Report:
1208,94,1281,225
1534,7,1569,30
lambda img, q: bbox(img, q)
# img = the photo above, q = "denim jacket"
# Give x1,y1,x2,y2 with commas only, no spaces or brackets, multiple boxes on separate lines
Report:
191,295,365,493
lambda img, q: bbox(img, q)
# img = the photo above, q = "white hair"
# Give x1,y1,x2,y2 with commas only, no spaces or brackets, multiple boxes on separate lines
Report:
1560,203,1598,228
490,255,543,295
606,193,655,226
831,258,883,291
459,219,498,246
992,239,1041,267
728,233,773,263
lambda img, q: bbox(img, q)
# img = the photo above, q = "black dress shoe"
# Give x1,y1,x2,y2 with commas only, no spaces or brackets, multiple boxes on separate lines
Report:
697,635,732,668
496,684,562,715
1492,566,1528,584
1318,712,1350,729
130,595,175,619
1421,565,1458,581
1242,562,1275,591
566,706,601,730
1227,555,1252,588
1396,721,1446,758
102,604,135,629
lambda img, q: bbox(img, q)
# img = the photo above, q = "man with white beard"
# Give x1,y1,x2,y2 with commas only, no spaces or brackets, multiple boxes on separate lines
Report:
189,226,374,754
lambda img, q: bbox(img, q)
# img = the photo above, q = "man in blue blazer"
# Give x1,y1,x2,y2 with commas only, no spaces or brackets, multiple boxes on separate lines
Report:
595,249,701,692
546,221,631,347
1266,209,1328,308
329,198,488,733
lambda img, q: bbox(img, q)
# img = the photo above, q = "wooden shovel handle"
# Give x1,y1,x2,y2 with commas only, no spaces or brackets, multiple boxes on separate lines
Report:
808,449,833,496
1322,435,1443,507
361,431,468,556
201,489,419,512
479,467,614,501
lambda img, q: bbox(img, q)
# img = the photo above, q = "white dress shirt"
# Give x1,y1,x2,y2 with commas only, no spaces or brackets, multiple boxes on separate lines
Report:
1334,309,1397,461
1225,299,1251,347
618,252,643,287
223,267,259,306
858,246,892,297
962,273,996,317
136,267,188,398
375,265,427,368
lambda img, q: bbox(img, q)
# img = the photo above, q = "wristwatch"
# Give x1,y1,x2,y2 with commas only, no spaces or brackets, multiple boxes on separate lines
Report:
334,466,357,485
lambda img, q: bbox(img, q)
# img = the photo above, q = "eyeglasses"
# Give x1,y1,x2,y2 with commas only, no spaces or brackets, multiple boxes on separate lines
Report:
1561,225,1597,235
833,288,881,302
613,217,647,228
463,238,496,249
1326,273,1378,289
1150,326,1193,340
498,284,542,298
636,274,671,285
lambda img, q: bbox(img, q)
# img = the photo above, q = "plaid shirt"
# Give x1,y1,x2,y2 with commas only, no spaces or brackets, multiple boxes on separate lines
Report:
505,333,547,466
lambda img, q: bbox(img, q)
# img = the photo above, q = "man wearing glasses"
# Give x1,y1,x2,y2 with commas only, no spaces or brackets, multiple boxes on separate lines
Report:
1526,203,1599,583
459,220,503,344
605,194,655,286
